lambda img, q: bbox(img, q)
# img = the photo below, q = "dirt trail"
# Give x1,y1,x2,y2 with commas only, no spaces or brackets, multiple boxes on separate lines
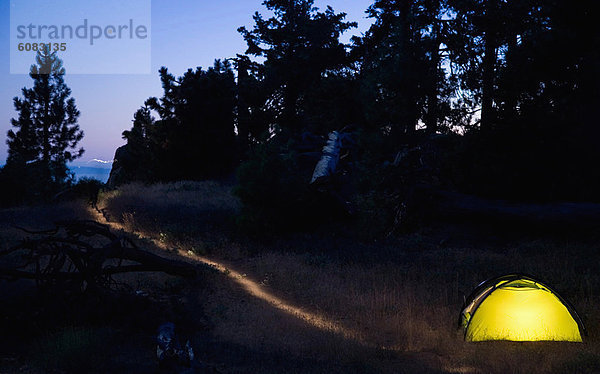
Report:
89,207,367,344
87,206,454,373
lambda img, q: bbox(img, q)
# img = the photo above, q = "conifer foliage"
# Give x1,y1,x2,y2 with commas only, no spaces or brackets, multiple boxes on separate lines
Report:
1,45,83,205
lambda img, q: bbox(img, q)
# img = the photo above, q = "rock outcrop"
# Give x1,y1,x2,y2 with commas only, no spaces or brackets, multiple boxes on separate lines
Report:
106,145,131,189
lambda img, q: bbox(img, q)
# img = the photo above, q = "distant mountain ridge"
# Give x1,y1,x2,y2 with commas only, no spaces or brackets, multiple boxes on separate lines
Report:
70,159,113,169
1,162,112,183
70,166,111,183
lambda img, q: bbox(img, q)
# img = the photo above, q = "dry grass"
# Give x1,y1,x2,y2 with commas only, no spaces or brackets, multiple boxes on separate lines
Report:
84,182,600,372
100,181,240,253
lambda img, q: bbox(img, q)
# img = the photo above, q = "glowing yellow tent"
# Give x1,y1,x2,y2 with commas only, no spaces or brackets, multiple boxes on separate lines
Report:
459,274,585,342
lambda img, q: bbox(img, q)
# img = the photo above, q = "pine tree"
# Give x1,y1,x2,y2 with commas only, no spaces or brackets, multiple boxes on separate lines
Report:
238,0,356,135
353,0,459,140
4,45,84,198
119,61,237,182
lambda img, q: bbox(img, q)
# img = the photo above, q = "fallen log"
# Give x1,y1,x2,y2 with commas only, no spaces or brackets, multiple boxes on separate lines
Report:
429,189,600,228
0,220,202,292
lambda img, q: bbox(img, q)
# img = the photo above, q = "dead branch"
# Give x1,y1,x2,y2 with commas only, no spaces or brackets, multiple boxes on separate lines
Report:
0,220,202,292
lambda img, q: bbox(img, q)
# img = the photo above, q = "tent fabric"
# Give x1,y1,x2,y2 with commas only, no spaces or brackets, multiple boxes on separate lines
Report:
460,275,585,342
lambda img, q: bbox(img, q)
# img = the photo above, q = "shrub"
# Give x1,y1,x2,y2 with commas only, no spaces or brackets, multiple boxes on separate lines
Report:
0,162,73,207
235,140,344,234
70,177,105,205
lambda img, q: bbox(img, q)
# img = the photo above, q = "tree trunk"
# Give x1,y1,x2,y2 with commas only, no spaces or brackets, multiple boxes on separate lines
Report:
481,0,497,129
503,33,518,120
42,74,51,166
391,0,418,141
283,84,299,133
236,59,250,155
426,20,441,135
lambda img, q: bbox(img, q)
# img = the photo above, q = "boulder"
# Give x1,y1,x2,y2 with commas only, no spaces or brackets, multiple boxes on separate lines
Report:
106,145,132,189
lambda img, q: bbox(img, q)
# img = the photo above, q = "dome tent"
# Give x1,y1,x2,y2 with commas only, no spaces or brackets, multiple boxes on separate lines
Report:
459,274,586,342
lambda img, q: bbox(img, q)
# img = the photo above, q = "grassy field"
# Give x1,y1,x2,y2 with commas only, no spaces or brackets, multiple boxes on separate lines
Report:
2,182,600,373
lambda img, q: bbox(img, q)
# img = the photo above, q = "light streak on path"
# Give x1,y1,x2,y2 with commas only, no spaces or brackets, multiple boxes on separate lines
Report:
89,207,365,345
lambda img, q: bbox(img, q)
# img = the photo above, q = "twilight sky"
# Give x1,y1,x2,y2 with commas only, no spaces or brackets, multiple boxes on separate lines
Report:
0,0,374,166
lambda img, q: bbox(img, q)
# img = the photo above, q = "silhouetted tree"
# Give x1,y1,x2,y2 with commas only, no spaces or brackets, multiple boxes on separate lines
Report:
117,61,237,183
354,0,456,141
355,0,420,138
1,45,83,204
449,0,600,201
120,106,155,182
233,54,275,152
238,0,356,135
105,0,600,231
